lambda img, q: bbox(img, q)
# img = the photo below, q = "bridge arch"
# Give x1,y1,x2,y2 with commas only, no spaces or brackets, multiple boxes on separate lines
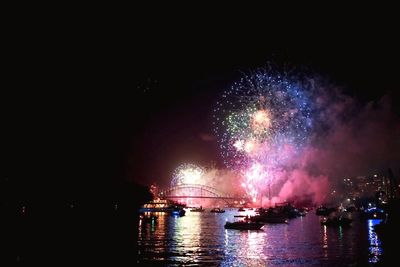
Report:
158,184,249,205
159,184,230,198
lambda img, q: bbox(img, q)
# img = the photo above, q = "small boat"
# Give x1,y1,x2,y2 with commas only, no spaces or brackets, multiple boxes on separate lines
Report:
321,216,352,226
362,207,387,220
210,208,225,213
224,221,264,230
251,207,288,223
190,206,205,212
238,207,245,212
172,208,186,216
273,202,303,218
298,211,307,217
316,205,336,216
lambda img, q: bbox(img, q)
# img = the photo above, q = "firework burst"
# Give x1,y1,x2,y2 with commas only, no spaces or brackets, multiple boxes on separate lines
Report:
214,68,314,201
171,163,205,187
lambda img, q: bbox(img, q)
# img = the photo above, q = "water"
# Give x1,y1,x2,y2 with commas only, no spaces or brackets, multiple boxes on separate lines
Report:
137,210,383,266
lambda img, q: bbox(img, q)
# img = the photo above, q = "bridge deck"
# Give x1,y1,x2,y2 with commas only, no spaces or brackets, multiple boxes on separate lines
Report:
164,195,246,199
159,184,250,202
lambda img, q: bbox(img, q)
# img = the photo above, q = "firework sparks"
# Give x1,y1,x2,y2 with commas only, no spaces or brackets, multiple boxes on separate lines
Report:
242,162,268,201
214,69,314,202
251,109,271,134
171,163,205,186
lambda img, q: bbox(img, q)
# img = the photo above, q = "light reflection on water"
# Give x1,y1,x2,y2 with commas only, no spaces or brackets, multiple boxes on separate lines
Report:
322,225,328,259
367,219,383,264
137,210,382,266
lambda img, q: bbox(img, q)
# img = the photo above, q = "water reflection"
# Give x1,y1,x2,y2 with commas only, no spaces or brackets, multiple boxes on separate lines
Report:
322,225,328,259
338,225,343,240
367,219,383,264
222,229,267,266
137,210,380,266
138,212,168,263
170,210,202,264
246,231,267,262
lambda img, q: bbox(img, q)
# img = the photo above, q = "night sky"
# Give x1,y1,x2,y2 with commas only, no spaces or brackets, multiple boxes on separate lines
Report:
4,12,400,198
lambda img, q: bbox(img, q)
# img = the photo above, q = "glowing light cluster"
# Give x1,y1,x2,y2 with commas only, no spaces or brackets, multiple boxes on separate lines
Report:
214,69,314,201
251,109,271,134
242,162,268,202
171,163,205,187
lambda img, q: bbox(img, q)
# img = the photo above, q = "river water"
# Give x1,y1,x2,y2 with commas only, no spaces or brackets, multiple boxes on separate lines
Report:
137,209,383,266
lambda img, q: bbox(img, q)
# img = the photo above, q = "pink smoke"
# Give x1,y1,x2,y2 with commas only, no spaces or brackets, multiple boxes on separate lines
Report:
257,93,400,207
276,170,329,205
173,93,400,208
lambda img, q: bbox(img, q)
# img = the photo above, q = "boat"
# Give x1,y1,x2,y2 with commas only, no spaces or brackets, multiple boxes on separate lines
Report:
238,207,245,212
224,221,264,230
172,208,186,216
362,207,387,220
321,216,352,226
139,198,185,215
277,203,302,218
316,205,336,216
297,207,308,216
210,208,225,213
190,206,205,212
250,207,288,223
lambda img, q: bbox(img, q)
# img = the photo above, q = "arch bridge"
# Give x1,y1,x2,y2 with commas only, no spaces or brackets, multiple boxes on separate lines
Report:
158,184,249,205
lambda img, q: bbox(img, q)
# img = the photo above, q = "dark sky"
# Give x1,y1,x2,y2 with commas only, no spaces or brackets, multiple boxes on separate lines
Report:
4,12,400,195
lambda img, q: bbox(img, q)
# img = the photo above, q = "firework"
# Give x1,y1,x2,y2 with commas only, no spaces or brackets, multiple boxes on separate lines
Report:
214,68,314,201
242,162,268,202
171,163,205,187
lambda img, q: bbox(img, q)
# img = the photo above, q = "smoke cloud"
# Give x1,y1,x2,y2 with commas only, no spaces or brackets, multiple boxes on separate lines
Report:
209,88,400,206
271,90,400,206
